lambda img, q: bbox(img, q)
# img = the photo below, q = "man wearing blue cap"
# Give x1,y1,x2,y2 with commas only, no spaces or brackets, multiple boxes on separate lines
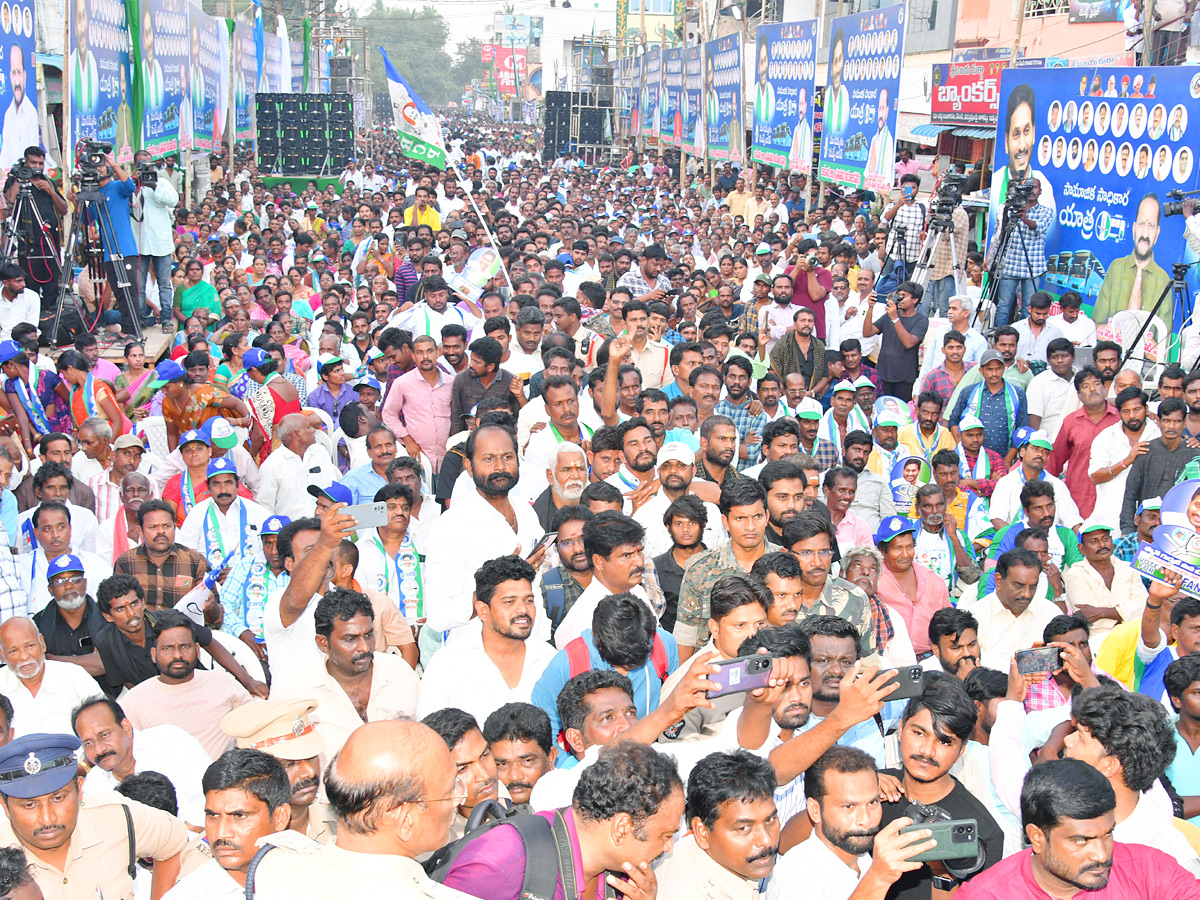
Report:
177,458,269,571
0,732,189,900
988,429,1081,532
216,514,290,662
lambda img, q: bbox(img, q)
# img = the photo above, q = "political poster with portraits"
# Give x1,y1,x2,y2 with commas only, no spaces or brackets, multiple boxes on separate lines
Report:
261,31,285,93
187,7,226,153
232,21,256,140
289,39,304,92
640,46,659,141
682,45,703,156
0,0,38,172
131,0,188,158
67,0,135,165
1134,478,1200,599
661,47,683,148
818,3,907,193
750,19,817,175
629,53,642,136
889,455,931,508
990,66,1200,365
704,34,742,163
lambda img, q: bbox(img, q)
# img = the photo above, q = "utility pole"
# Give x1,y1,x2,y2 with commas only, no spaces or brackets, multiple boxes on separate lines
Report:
1009,0,1028,65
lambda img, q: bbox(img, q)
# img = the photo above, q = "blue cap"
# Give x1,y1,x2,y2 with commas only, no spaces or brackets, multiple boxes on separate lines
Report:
353,376,383,394
0,340,22,366
46,553,85,581
308,482,353,505
180,428,210,448
1011,425,1036,449
149,359,187,389
242,348,270,369
873,516,919,546
206,457,238,480
0,733,83,798
262,515,291,535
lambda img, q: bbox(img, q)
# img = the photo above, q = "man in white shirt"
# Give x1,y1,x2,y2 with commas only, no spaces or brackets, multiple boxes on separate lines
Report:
988,431,1082,531
1047,290,1096,347
631,442,725,557
21,502,111,615
972,548,1061,671
0,616,104,736
0,264,40,341
0,47,39,170
417,556,555,724
1025,339,1079,442
74,697,211,827
1090,387,1160,527
179,458,270,570
388,275,474,340
256,414,338,521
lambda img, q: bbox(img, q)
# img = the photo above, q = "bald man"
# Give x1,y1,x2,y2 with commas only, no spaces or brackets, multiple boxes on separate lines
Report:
0,616,104,736
251,720,476,900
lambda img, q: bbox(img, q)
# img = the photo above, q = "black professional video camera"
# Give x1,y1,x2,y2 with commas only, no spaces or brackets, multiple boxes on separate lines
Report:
1005,177,1037,209
135,160,158,189
73,140,113,193
8,160,33,183
930,172,968,228
1163,188,1200,218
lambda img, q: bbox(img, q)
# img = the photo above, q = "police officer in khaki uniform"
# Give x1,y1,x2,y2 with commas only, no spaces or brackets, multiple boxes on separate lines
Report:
0,732,189,900
220,699,337,844
251,720,477,900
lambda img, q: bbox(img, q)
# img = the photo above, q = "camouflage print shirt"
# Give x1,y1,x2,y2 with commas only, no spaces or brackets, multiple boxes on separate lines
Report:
672,541,757,649
794,576,879,660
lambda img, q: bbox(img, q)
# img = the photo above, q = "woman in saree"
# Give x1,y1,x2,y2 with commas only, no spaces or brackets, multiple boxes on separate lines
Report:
114,342,155,419
175,258,221,323
56,350,132,438
151,357,252,451
0,341,71,456
266,319,310,376
214,332,252,400
244,347,302,462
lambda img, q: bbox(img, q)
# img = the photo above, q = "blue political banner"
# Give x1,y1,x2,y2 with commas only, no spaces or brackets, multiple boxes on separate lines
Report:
232,21,256,140
661,47,682,148
187,6,226,153
261,31,283,91
818,2,907,193
682,46,702,156
704,33,742,163
641,46,659,140
0,0,39,172
68,0,134,165
137,0,188,157
630,54,642,137
289,39,303,92
751,19,817,174
990,66,1200,364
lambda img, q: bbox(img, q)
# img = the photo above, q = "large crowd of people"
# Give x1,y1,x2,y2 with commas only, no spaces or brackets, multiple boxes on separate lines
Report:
0,111,1189,900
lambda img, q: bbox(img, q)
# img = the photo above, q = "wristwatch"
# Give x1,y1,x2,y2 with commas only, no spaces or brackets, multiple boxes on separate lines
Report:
932,874,957,891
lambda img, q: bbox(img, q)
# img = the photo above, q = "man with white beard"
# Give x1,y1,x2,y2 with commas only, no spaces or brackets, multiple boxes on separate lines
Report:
532,443,589,532
517,376,596,503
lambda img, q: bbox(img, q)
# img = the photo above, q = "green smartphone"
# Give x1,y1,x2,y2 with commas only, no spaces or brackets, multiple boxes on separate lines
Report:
899,818,979,863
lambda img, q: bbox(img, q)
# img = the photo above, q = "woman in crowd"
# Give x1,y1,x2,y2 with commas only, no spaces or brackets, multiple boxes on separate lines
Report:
245,347,303,461
56,350,131,437
114,342,156,419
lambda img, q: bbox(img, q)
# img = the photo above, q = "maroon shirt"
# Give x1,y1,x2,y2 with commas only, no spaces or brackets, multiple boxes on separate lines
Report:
1046,404,1119,519
786,263,833,339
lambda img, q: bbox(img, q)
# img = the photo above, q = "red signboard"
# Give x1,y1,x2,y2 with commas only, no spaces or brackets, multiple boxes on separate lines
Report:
482,43,495,63
930,61,1007,127
492,47,528,96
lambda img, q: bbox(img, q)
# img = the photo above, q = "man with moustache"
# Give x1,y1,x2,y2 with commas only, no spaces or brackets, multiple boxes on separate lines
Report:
974,549,1061,671
162,748,297,900
656,751,781,899
221,698,338,844
841,432,899,532
716,357,769,472
1095,193,1171,328
521,377,594,503
1046,366,1119,520
482,703,557,809
340,426,399,506
532,443,589,532
603,417,662,505
97,472,151,565
924,608,980,677
74,695,211,828
0,614,104,735
423,708,506,843
633,441,725,557
1089,387,1159,526
178,458,270,571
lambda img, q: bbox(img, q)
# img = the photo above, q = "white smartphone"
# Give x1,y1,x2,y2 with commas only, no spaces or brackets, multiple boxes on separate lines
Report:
343,501,388,530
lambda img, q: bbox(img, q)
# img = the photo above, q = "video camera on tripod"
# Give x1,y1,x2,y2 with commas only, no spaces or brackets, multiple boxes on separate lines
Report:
930,172,967,229
73,139,112,192
1004,177,1037,217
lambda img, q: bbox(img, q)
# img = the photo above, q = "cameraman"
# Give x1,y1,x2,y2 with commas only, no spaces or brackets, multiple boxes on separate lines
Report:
924,198,969,317
3,145,67,319
988,179,1052,328
67,150,147,336
132,149,179,332
883,173,926,273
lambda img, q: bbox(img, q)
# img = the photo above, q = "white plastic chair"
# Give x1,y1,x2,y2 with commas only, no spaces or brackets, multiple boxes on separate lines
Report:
137,416,170,461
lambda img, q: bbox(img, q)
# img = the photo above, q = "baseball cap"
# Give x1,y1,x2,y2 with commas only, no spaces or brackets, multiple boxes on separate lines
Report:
852,375,874,390
242,347,271,370
203,417,240,451
0,340,21,366
353,376,383,394
148,359,187,390
657,441,695,466
979,349,1005,367
1138,496,1163,515
796,398,823,420
307,482,353,505
317,354,345,376
1023,429,1054,451
873,516,918,546
179,428,210,449
1079,519,1113,536
958,414,985,433
47,553,85,579
832,380,856,394
261,515,291,535
754,274,773,286
874,410,904,428
206,457,238,480
113,434,144,452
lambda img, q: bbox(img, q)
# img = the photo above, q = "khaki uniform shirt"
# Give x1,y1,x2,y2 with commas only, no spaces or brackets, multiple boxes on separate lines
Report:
303,799,338,845
0,794,189,900
254,842,478,900
655,833,764,900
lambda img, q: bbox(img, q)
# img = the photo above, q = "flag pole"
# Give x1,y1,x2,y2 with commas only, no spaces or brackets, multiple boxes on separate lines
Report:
451,162,516,295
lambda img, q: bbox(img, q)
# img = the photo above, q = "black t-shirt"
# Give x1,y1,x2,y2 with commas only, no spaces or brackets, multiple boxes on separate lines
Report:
92,612,215,695
872,312,929,383
33,596,107,658
876,769,1005,900
652,550,685,632
2,175,63,242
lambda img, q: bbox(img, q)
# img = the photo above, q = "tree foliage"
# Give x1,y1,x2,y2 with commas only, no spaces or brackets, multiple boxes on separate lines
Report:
449,38,489,95
358,4,456,104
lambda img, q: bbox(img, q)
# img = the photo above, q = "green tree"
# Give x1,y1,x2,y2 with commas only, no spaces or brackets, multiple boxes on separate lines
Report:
357,4,456,104
449,38,488,94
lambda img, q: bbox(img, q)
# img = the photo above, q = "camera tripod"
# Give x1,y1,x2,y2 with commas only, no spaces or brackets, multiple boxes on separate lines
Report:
0,179,61,280
1118,261,1196,378
50,184,143,346
909,213,965,304
975,198,1033,332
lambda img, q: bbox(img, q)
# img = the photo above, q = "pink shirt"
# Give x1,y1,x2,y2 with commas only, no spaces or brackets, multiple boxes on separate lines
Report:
833,511,873,553
876,561,950,654
380,365,453,469
957,843,1198,900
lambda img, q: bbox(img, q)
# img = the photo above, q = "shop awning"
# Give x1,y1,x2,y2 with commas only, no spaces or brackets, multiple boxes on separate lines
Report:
911,123,953,138
952,127,995,139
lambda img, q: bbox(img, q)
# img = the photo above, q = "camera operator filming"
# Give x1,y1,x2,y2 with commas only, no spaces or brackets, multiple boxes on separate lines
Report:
883,173,927,277
985,177,1052,328
921,174,970,317
2,145,67,324
131,148,179,333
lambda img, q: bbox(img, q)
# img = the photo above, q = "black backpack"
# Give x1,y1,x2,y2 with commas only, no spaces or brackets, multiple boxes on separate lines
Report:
422,800,581,900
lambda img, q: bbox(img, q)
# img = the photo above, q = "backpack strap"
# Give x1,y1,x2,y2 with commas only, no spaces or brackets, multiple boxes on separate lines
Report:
542,567,566,631
565,637,592,680
244,844,278,900
122,803,136,881
510,815,562,900
650,633,669,682
550,811,579,900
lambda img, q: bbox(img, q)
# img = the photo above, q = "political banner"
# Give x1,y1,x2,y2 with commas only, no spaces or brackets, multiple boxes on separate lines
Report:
232,21,255,140
682,45,703,156
448,246,503,301
1017,51,1138,69
131,0,188,158
289,39,303,92
931,60,1006,127
661,47,682,147
0,0,38,171
818,3,907,193
1068,0,1127,23
989,66,1200,364
68,0,135,165
1135,479,1200,599
704,33,743,163
261,31,284,92
641,46,660,140
889,455,931,508
630,53,642,136
187,6,227,153
492,46,526,96
751,19,817,174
